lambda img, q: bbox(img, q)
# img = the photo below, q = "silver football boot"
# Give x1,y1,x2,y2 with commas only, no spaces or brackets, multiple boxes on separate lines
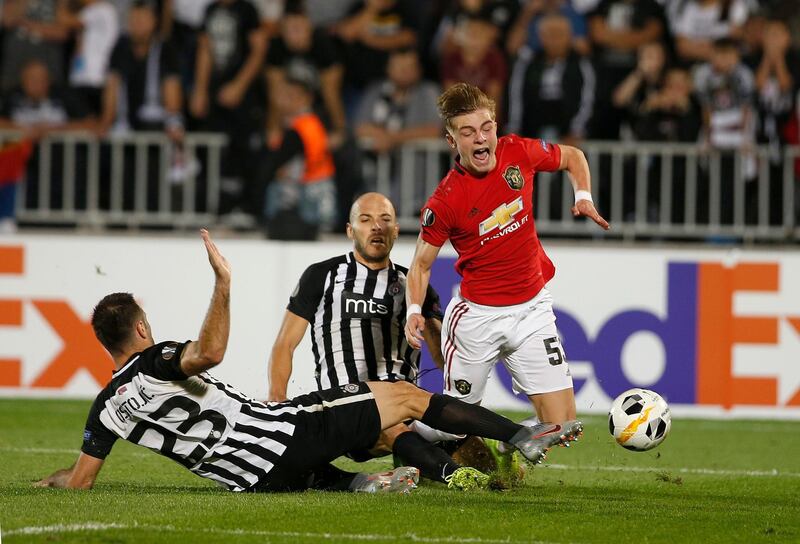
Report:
511,420,584,465
353,466,420,493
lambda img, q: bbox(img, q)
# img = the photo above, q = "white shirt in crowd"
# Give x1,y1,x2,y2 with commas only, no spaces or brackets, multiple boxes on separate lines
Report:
670,0,753,41
172,0,215,28
304,0,359,28
171,0,282,29
251,0,283,23
69,1,119,88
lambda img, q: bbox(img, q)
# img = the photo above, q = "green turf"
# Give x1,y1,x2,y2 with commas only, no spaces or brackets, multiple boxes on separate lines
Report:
1,399,799,544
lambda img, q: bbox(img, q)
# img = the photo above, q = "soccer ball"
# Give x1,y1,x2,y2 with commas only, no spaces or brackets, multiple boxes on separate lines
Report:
608,388,671,451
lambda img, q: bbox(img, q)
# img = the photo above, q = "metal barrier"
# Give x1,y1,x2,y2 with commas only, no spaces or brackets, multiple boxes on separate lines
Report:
0,130,227,229
366,139,800,242
2,129,798,242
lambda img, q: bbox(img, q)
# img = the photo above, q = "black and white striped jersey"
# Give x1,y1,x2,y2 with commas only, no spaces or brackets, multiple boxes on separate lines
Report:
81,341,303,492
288,252,443,389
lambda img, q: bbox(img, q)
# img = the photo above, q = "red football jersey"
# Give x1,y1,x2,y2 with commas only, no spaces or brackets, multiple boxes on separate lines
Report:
420,134,561,306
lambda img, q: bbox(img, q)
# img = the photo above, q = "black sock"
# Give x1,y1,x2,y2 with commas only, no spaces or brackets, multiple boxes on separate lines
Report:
421,394,522,442
393,431,460,483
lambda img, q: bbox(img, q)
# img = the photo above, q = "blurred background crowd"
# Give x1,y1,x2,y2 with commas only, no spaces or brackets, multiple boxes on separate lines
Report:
0,0,798,237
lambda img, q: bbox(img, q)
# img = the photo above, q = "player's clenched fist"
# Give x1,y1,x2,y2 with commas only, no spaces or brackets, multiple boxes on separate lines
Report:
405,313,426,350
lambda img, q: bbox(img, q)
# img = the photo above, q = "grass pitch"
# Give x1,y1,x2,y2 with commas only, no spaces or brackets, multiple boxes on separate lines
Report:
1,399,799,544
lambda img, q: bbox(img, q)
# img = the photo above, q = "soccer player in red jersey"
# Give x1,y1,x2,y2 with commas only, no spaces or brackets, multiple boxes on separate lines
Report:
404,83,609,449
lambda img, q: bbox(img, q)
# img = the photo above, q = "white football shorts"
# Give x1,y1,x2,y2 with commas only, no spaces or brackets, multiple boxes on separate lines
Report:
441,288,573,403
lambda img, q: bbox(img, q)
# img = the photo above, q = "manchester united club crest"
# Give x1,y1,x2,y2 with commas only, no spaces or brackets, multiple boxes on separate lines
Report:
502,165,524,190
454,380,472,395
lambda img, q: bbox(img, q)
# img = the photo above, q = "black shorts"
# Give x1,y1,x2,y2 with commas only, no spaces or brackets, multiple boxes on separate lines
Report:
255,382,381,491
345,376,408,462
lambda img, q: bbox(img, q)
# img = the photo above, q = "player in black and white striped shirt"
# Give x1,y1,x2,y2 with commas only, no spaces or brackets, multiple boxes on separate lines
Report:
270,200,445,392
35,230,581,492
268,194,501,489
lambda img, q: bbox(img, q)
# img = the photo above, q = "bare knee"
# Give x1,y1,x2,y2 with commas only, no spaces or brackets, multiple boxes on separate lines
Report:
366,380,432,429
395,381,431,420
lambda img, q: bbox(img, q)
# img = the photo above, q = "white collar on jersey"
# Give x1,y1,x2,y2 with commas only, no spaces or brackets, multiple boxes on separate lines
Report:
114,354,140,375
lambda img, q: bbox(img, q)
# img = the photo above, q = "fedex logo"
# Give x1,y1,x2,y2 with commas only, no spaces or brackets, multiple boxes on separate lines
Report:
0,245,112,389
420,258,800,409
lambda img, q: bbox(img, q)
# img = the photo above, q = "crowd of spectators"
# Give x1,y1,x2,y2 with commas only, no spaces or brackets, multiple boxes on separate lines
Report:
0,0,799,234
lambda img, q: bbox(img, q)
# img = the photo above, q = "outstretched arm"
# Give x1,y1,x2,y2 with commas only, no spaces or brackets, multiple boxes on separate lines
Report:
558,144,610,230
35,452,105,490
404,237,442,349
180,230,232,376
267,311,310,402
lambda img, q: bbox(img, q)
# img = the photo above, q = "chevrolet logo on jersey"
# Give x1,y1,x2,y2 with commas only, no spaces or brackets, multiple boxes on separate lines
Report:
479,196,524,235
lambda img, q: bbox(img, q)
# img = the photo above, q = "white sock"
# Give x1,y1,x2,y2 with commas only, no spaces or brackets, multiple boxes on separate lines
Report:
520,414,541,427
409,420,466,443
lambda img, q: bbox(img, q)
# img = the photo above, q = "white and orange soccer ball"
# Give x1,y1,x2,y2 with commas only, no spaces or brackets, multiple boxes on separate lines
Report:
608,388,671,451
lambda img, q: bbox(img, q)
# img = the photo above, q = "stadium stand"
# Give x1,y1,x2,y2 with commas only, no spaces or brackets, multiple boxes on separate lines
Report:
0,0,797,242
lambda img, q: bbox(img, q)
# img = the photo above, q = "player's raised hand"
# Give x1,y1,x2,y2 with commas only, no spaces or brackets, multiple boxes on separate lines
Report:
572,199,610,230
405,313,426,350
201,229,231,282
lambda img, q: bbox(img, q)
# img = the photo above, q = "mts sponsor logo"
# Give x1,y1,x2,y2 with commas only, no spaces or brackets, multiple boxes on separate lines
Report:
421,258,800,409
0,245,112,388
341,291,392,319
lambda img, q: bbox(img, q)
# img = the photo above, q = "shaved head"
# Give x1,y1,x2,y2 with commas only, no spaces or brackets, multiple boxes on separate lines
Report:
349,192,396,224
347,192,399,269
